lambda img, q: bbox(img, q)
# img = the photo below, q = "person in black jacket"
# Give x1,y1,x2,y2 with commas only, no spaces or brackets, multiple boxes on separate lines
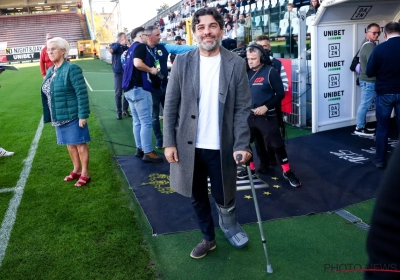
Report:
365,143,400,279
366,22,400,168
246,44,301,187
109,32,130,119
306,0,320,17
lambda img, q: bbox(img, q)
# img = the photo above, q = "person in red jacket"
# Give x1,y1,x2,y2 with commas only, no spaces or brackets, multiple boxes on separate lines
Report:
40,33,54,78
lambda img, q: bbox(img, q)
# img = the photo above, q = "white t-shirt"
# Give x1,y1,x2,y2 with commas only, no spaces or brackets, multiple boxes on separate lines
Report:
196,53,221,150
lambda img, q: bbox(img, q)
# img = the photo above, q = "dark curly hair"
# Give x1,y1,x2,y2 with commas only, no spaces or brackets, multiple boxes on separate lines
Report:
191,7,224,34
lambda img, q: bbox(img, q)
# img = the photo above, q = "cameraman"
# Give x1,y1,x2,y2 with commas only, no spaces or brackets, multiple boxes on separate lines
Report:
0,68,14,157
246,44,301,188
109,32,130,119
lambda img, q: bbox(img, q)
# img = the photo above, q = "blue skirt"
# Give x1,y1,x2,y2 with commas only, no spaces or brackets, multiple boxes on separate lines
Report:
55,118,91,145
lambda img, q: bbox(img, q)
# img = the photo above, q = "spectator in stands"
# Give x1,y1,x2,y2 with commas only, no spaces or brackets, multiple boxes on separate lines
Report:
184,3,191,18
354,23,380,137
41,37,91,187
216,4,229,17
176,11,182,22
306,0,320,17
244,12,252,43
169,29,176,38
366,22,400,169
224,14,233,28
246,43,301,187
181,39,187,45
229,3,239,19
163,7,252,259
109,32,130,120
224,23,234,39
168,11,176,23
40,33,54,78
159,17,165,32
176,25,185,37
121,27,163,163
284,3,297,20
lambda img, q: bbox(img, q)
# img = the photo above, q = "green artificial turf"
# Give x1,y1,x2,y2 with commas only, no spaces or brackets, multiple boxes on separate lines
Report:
0,59,373,280
150,214,368,280
78,59,370,280
0,192,14,223
0,63,155,279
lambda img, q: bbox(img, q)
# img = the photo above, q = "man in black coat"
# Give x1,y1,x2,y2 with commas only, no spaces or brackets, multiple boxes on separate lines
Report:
109,32,130,119
365,142,400,279
366,22,400,168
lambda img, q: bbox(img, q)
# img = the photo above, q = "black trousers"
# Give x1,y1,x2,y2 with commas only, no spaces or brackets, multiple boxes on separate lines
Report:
248,114,288,165
191,148,228,241
252,128,275,166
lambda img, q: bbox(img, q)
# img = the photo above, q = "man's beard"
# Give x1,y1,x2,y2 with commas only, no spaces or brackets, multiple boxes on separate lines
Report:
196,35,221,52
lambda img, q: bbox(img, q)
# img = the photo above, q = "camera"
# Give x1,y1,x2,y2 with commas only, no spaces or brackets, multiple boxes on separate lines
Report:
157,71,164,80
231,45,247,59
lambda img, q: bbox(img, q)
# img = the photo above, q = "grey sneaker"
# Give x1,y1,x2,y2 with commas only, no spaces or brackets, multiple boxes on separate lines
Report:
190,239,216,259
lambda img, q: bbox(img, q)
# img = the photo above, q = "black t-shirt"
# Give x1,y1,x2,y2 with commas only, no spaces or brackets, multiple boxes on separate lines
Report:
130,43,147,89
247,65,284,110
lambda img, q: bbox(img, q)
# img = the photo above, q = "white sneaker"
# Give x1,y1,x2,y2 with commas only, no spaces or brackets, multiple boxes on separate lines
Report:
0,147,14,157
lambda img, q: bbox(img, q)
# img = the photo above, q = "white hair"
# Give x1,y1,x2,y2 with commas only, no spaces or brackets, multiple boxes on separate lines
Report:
47,37,70,59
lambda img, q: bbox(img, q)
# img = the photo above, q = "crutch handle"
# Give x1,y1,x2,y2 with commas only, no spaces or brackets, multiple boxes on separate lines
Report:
236,154,250,166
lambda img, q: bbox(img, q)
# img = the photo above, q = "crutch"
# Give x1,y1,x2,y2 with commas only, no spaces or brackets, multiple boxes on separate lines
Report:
237,154,273,274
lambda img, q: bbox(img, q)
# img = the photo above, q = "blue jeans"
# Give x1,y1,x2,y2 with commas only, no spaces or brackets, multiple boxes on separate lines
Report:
151,87,166,147
375,94,400,165
356,81,376,129
124,87,153,154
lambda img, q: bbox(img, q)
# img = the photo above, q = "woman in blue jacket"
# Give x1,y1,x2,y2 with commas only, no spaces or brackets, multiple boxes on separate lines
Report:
41,37,91,187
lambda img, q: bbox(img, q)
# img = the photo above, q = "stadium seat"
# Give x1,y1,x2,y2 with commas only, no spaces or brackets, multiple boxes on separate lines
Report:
306,15,316,32
291,17,299,35
263,14,269,27
255,15,261,27
279,18,289,36
0,12,84,48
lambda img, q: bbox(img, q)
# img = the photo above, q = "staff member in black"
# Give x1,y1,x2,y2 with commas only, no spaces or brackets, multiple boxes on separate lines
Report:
246,43,301,188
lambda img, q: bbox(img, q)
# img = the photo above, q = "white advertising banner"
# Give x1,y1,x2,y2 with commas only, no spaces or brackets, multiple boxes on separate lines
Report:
311,0,400,132
316,25,354,125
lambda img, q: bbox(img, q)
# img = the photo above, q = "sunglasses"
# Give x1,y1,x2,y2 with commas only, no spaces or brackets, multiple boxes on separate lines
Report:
368,31,381,35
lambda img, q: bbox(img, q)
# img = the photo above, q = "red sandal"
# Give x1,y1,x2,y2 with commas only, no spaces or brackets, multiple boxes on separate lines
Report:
74,176,91,187
64,172,81,182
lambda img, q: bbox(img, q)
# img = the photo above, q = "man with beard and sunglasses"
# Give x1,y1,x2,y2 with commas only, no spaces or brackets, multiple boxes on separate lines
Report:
144,26,195,149
163,7,252,259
